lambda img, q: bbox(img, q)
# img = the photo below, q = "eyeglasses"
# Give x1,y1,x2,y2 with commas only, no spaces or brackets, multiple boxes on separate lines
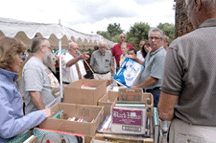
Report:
120,37,126,39
100,47,106,49
43,45,52,51
149,36,161,40
71,48,79,51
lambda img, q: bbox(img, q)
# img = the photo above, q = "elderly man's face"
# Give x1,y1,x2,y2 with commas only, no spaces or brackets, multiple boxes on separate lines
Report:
69,43,79,57
149,32,163,52
99,43,106,54
120,34,126,42
43,41,56,73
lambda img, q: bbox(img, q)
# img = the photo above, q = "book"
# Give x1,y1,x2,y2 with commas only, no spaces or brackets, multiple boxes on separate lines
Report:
33,128,84,143
23,135,37,143
114,58,144,88
115,101,146,109
98,115,112,132
8,131,30,143
153,107,160,143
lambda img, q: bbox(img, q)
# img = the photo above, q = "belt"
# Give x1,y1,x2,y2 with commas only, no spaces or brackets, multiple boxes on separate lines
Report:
146,87,160,92
63,81,70,84
94,71,110,75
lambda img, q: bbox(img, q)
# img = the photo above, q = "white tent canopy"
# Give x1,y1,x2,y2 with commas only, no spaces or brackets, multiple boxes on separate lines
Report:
0,17,116,49
0,17,116,97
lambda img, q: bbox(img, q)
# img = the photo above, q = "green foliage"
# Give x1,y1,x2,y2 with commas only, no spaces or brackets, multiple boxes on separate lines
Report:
126,22,151,50
96,31,111,40
97,23,123,43
157,23,175,43
80,48,94,54
96,22,175,48
107,23,123,37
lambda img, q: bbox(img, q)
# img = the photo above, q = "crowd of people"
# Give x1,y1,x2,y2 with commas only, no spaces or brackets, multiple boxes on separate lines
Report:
1,0,216,142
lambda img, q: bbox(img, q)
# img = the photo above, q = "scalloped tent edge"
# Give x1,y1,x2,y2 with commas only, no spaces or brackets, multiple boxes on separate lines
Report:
0,17,116,97
0,17,116,49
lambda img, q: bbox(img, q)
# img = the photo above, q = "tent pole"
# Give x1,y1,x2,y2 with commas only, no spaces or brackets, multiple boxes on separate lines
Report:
59,39,63,99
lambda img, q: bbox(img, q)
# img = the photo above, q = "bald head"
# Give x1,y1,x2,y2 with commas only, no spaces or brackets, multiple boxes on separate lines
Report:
99,40,106,54
68,42,79,57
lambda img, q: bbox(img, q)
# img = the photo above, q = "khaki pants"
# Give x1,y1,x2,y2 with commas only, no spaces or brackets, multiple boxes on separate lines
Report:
168,118,216,143
94,72,111,80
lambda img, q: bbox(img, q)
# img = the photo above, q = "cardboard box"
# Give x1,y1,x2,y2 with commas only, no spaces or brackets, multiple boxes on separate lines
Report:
94,133,153,143
143,93,153,117
40,103,104,137
111,107,146,135
64,79,107,105
118,88,143,101
114,58,144,88
98,91,119,119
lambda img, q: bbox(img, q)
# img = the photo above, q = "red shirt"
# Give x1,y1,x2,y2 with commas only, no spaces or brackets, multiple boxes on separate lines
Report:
111,42,135,66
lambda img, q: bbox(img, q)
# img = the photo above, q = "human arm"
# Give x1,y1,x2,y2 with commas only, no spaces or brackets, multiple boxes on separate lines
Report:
0,90,48,139
132,76,158,89
127,55,144,66
29,91,45,110
66,52,89,67
158,91,179,121
109,52,114,72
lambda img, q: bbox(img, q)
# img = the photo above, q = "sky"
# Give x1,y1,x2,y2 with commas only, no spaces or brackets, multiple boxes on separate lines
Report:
0,0,176,34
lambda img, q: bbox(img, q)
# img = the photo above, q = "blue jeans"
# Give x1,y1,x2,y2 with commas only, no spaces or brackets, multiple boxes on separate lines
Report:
144,89,161,107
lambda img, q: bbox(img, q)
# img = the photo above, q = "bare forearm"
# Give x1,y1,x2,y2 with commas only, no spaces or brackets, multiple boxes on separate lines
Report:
29,91,45,110
134,57,144,66
158,91,179,121
66,56,80,67
137,77,158,88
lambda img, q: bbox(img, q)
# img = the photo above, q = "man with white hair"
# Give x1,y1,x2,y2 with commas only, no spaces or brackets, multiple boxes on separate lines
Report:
62,42,89,85
22,37,61,114
90,40,114,80
158,0,216,142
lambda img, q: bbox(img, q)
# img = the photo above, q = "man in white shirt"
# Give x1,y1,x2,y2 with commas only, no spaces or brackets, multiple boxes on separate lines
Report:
62,42,89,86
137,39,146,62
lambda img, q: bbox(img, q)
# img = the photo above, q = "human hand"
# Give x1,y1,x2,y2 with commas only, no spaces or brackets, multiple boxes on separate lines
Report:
131,86,138,89
80,52,90,60
110,65,114,72
42,108,51,118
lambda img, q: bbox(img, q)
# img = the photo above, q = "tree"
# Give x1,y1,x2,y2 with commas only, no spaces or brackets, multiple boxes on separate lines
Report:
157,23,175,43
97,23,123,43
96,31,111,40
107,23,123,37
126,22,151,50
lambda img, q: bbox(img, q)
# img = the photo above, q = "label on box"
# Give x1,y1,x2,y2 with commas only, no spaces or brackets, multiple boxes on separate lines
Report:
112,108,143,126
119,88,143,101
111,107,146,134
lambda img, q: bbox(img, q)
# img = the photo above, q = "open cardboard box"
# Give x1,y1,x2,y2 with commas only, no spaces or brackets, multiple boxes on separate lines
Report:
98,91,119,120
93,133,153,143
39,103,104,137
64,79,107,105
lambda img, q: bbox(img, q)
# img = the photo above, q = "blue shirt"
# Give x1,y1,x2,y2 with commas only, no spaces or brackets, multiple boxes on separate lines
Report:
0,68,46,143
140,46,166,90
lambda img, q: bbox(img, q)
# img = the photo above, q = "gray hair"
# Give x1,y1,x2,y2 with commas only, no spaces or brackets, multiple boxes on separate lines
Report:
31,37,47,53
148,28,164,39
185,0,216,13
99,40,106,47
120,33,126,38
